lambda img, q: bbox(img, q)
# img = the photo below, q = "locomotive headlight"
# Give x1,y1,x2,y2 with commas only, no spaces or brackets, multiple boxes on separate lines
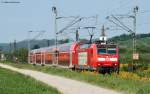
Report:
98,58,105,61
110,58,118,61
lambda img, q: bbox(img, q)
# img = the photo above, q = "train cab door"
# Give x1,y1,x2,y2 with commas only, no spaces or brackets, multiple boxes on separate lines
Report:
69,51,73,68
88,48,93,67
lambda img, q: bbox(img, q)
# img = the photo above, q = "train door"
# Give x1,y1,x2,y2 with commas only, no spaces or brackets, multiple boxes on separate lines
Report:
69,51,73,68
77,49,88,70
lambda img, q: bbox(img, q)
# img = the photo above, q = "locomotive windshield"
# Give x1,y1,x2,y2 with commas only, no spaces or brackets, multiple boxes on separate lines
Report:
97,45,117,54
107,48,116,54
97,48,106,54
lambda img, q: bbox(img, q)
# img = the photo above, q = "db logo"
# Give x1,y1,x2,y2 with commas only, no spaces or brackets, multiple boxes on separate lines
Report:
106,56,109,61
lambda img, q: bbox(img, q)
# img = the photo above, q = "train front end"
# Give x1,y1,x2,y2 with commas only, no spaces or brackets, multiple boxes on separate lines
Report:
96,44,119,73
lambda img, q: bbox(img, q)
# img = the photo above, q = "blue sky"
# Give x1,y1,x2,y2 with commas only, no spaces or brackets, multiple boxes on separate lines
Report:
0,0,150,43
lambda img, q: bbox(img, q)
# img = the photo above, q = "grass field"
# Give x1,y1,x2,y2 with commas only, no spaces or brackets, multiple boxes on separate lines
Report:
3,62,150,94
0,67,60,94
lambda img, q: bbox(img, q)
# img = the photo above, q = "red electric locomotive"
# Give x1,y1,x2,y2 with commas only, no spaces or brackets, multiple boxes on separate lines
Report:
76,41,119,73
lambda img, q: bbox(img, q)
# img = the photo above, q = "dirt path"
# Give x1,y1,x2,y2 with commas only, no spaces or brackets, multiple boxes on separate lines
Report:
0,64,122,94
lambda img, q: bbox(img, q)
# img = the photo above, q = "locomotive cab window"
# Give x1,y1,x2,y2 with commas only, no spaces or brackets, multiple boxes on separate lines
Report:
97,48,106,54
107,48,116,54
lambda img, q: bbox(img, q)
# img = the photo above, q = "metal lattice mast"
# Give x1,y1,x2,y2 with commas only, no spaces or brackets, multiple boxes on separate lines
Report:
133,6,138,55
52,6,58,65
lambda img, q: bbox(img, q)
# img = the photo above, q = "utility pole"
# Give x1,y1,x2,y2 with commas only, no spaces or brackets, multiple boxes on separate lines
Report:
52,6,58,65
9,42,12,53
13,39,17,62
100,25,107,44
76,29,79,42
47,40,50,46
28,31,32,64
132,6,139,71
133,6,138,55
14,39,17,51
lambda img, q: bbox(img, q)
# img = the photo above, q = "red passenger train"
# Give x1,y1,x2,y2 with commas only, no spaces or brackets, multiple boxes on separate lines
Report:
29,40,119,73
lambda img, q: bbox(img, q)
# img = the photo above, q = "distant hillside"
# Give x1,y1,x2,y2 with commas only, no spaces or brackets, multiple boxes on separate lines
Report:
0,38,71,52
1,33,150,52
109,33,150,42
0,43,9,52
0,39,55,52
109,33,150,53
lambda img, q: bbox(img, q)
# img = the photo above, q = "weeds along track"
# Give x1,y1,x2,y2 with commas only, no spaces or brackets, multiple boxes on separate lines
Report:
0,63,121,94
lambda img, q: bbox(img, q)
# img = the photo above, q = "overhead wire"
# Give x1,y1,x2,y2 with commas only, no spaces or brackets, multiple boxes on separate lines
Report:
106,0,133,15
139,10,150,14
104,0,135,31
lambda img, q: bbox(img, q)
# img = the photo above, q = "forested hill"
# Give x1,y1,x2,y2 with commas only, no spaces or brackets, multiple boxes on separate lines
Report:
0,39,54,52
109,33,150,42
0,33,150,52
109,33,150,53
0,39,70,52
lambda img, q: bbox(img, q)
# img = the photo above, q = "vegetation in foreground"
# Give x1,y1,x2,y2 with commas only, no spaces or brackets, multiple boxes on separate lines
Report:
3,62,150,94
0,67,60,94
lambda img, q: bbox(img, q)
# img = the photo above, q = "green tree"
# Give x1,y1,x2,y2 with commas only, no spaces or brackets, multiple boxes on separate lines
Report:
32,44,40,49
13,48,28,63
58,39,70,44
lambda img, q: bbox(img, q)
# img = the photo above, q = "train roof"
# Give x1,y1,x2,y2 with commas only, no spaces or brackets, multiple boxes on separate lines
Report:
30,42,76,53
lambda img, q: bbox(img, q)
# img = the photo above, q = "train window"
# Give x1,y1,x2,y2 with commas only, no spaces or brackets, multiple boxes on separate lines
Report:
108,48,116,54
97,48,106,54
